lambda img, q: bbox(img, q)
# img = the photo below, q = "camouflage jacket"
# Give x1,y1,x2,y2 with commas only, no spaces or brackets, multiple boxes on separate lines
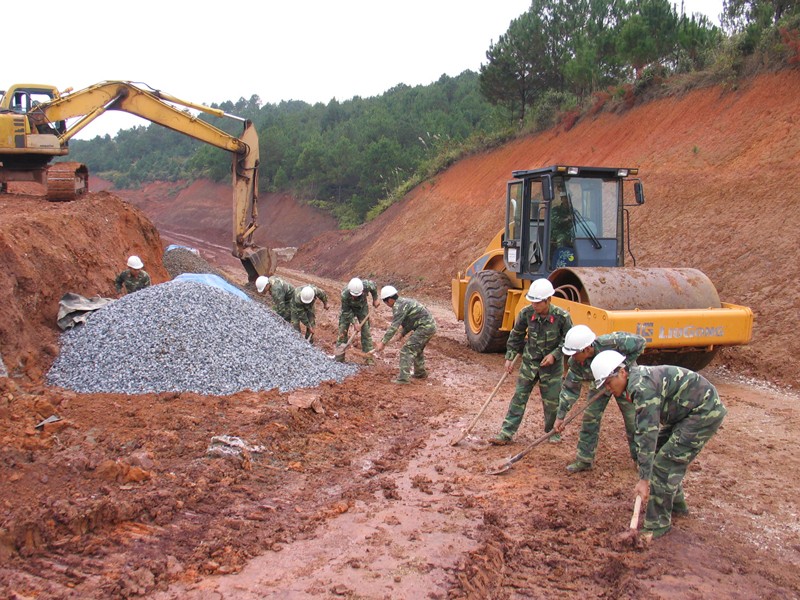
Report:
114,269,151,294
626,365,724,481
382,297,436,344
557,332,646,419
340,279,378,313
291,285,328,309
269,276,295,305
505,304,572,364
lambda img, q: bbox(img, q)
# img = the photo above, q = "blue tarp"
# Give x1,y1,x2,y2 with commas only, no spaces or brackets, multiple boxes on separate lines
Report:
174,273,251,302
165,244,199,254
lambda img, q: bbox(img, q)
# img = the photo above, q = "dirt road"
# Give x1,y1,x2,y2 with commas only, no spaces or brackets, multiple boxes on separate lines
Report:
4,262,796,599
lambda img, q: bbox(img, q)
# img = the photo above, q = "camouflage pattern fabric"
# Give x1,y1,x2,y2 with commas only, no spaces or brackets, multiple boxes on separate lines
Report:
627,365,726,532
557,332,646,463
382,297,436,381
291,285,328,342
269,276,295,322
337,279,378,353
114,269,151,294
498,303,572,438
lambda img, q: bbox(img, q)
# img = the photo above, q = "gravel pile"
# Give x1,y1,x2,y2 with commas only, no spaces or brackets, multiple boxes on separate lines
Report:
47,280,358,395
163,247,224,279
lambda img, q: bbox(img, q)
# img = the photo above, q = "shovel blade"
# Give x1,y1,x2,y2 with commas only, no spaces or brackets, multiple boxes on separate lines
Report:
487,462,514,476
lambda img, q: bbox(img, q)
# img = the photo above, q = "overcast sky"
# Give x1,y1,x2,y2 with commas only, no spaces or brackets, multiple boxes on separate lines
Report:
4,0,723,140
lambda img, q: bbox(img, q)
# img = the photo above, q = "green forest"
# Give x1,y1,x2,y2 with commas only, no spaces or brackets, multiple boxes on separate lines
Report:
68,0,800,228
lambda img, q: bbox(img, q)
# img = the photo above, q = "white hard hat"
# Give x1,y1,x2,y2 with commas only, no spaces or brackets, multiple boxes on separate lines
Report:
256,276,270,293
300,286,315,304
348,277,364,297
563,324,597,356
380,285,398,301
127,255,144,269
526,278,555,302
591,350,626,388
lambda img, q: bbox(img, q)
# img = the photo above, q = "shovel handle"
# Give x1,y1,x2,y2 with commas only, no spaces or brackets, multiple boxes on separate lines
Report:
336,309,371,356
493,388,607,472
451,355,519,446
630,495,642,530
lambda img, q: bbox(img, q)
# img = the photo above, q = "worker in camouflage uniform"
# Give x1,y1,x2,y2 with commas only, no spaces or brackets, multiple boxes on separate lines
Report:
115,255,151,295
549,188,576,269
554,326,646,474
490,278,572,445
373,285,436,384
592,350,727,541
291,285,328,343
335,277,380,363
256,275,294,322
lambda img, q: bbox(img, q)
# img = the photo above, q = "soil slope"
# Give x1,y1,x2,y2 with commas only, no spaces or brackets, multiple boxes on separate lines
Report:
102,180,339,271
291,70,800,389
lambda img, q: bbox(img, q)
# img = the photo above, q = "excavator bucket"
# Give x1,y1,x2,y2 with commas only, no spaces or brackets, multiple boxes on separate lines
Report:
240,246,277,282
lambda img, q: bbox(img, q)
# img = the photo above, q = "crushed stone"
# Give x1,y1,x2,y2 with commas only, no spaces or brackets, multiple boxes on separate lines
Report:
46,280,357,395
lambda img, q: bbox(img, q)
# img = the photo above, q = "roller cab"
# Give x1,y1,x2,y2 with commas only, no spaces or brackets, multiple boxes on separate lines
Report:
452,165,753,370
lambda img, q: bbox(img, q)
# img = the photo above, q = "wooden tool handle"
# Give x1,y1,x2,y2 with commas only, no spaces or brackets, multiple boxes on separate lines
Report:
630,495,642,529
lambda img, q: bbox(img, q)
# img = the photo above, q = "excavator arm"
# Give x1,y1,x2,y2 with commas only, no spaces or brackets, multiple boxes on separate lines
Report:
8,81,274,279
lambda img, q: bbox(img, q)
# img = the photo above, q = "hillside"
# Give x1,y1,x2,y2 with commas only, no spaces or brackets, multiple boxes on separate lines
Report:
290,70,800,389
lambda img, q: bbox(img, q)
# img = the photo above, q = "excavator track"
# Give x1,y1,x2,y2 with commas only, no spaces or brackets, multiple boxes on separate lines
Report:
46,162,89,201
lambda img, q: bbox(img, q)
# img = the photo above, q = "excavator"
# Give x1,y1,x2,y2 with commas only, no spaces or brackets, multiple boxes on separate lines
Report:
452,165,753,370
0,81,274,280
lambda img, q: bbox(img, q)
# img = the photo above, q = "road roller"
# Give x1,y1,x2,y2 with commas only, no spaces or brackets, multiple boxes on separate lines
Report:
451,165,753,370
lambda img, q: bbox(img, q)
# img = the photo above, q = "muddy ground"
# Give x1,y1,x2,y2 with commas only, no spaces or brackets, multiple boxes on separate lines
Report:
2,69,800,599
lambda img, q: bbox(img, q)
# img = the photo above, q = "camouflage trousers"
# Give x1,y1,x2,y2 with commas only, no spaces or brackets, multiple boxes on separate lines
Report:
499,358,563,438
644,397,727,532
291,307,316,343
337,306,373,353
274,300,292,322
574,393,637,464
397,323,436,381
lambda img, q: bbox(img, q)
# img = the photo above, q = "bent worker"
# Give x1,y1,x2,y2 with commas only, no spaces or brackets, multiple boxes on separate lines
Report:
490,278,572,445
554,325,645,474
373,285,436,384
291,284,328,343
591,350,727,541
335,277,380,363
115,255,151,296
256,275,295,322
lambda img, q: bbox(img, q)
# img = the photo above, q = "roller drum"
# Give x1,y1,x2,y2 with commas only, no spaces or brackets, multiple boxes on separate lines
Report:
549,267,722,311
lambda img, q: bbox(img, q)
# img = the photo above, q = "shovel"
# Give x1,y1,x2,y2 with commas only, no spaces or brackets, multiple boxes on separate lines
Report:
616,495,644,549
450,355,519,446
487,388,606,475
330,310,371,360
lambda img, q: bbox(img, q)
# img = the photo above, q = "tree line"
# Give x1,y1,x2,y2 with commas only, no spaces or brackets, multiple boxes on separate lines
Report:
68,0,799,228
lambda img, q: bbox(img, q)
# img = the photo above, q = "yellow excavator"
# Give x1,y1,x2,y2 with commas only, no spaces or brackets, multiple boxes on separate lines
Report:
452,165,753,370
0,81,274,280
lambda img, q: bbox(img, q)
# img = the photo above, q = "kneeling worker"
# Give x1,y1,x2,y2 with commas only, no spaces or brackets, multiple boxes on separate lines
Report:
591,350,727,541
115,255,151,296
373,286,436,384
554,325,645,473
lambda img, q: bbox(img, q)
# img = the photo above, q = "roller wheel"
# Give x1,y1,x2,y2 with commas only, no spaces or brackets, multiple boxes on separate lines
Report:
465,270,511,353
